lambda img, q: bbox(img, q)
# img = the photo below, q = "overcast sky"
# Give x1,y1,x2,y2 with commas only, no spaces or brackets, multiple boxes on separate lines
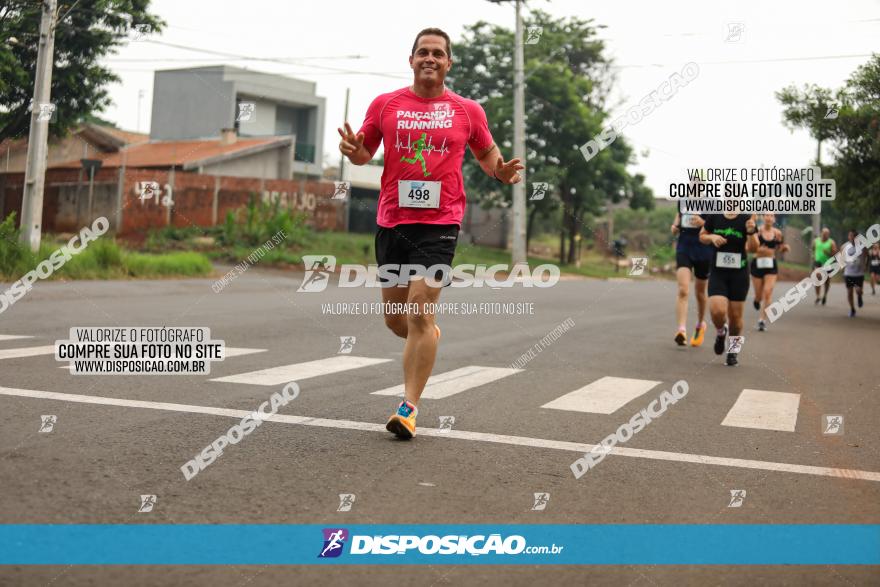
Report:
99,0,879,197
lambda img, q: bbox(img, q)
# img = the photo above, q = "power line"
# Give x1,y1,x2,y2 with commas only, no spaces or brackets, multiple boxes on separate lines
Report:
107,67,409,78
106,51,874,78
593,17,880,40
136,39,873,73
611,53,875,69
53,0,81,28
106,55,368,62
141,39,407,78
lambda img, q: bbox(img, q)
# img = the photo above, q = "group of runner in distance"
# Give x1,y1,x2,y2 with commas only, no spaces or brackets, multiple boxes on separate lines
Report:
674,211,878,367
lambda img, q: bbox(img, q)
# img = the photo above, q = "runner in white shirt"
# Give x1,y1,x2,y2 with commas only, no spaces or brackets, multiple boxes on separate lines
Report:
841,229,867,318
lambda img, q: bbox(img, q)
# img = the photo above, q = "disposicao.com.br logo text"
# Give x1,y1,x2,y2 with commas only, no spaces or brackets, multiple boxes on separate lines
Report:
318,529,563,557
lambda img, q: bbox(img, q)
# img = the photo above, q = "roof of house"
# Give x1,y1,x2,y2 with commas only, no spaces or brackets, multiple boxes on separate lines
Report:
0,123,148,154
82,124,149,148
50,135,293,170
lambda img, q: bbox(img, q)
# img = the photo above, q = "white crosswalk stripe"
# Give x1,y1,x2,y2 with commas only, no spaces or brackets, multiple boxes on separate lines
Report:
541,376,661,414
721,389,800,432
371,365,522,399
211,355,392,386
215,347,267,358
0,335,34,342
0,339,807,438
0,346,56,360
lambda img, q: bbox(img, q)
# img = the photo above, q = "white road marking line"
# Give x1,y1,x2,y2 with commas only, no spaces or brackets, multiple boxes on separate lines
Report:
0,346,55,360
722,389,800,432
0,335,34,342
219,348,267,358
541,376,661,414
1,384,877,483
56,347,267,369
371,366,521,399
210,356,392,385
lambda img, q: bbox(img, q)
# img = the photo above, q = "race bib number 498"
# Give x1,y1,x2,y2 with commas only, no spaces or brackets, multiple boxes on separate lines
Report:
398,180,441,209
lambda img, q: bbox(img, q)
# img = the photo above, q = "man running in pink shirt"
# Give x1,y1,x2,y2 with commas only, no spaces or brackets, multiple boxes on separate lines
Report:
338,27,523,439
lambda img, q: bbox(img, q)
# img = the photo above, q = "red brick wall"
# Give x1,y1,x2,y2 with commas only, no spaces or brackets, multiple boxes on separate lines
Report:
124,169,171,233
0,168,345,237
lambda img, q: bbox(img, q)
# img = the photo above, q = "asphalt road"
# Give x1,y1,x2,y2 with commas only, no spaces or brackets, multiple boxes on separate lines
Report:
1,268,878,586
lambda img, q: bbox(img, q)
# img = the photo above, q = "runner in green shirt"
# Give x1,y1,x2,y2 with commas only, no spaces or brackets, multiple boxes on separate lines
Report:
812,228,838,305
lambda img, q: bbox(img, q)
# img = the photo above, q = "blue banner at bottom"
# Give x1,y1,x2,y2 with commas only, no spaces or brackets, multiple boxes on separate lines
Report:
1,525,877,565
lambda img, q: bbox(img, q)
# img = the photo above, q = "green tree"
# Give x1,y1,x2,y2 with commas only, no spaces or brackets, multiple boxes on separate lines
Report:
776,84,838,162
446,10,646,263
776,55,880,225
828,55,880,220
628,173,655,210
0,1,164,143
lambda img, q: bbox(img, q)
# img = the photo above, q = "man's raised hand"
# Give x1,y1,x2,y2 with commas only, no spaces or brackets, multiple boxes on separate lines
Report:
337,122,365,160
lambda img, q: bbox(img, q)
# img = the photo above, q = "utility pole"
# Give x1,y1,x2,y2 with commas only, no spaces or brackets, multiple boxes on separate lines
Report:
339,87,351,232
813,139,822,242
81,159,102,220
20,0,58,252
511,0,527,267
338,88,350,183
137,89,145,133
488,0,528,266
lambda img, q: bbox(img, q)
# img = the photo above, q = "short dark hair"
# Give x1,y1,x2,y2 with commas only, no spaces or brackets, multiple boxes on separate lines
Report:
411,28,452,59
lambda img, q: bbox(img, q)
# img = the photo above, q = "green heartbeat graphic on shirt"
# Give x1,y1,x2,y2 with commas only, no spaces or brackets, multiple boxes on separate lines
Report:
715,227,743,238
400,133,431,177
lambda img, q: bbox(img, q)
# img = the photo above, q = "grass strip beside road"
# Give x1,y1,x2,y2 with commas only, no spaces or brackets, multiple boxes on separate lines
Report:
0,208,809,283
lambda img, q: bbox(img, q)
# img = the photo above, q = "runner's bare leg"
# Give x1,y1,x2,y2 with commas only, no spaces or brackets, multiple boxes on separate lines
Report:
675,267,691,328
381,285,409,339
760,274,777,322
695,278,708,325
751,275,763,309
403,276,443,405
728,301,745,335
709,296,728,330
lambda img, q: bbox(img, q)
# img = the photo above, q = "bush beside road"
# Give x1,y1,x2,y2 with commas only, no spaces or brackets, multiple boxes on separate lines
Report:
1,206,813,283
0,213,213,281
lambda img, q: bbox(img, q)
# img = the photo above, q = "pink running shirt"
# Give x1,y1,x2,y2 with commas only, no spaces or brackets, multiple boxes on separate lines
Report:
357,86,495,228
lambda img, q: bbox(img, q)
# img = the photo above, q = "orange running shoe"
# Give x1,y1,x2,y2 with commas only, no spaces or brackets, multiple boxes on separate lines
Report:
386,399,418,439
690,321,707,347
434,324,441,340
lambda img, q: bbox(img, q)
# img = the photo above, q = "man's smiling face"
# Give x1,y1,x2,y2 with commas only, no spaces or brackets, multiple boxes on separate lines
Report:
410,35,452,85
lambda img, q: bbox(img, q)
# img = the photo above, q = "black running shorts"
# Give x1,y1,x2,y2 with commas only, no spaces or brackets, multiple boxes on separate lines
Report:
749,257,778,278
708,268,750,302
375,223,459,285
845,275,864,289
676,249,711,280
